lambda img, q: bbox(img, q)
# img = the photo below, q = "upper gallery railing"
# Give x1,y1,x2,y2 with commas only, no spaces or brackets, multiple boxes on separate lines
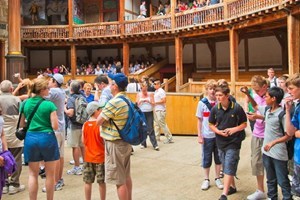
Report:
21,0,293,40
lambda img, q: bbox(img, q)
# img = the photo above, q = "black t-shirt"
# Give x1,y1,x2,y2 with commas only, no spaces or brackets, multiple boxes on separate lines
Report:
209,101,247,150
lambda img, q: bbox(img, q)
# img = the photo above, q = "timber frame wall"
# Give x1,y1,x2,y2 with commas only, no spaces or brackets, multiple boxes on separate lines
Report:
14,0,300,95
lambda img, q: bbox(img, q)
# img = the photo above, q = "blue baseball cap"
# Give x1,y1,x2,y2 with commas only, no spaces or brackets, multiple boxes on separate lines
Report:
108,73,128,89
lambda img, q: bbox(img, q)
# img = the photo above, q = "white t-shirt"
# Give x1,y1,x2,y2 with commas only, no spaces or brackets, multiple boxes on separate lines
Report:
0,116,4,152
154,88,166,111
126,83,140,93
195,99,216,138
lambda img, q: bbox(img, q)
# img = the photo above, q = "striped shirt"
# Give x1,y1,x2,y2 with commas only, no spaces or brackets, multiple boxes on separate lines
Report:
100,92,129,141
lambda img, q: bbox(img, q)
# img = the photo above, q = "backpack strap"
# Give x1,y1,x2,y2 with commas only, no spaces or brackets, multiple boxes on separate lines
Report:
278,109,286,136
201,97,212,111
110,95,130,132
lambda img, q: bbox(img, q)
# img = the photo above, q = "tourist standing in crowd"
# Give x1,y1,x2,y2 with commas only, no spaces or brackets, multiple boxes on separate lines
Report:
209,86,247,200
82,101,106,200
94,75,113,106
64,80,85,176
285,73,300,200
83,83,95,103
45,74,66,191
245,75,268,200
196,80,223,191
20,77,59,200
136,81,159,150
96,73,132,200
153,79,174,143
267,68,279,88
0,80,25,195
140,1,147,18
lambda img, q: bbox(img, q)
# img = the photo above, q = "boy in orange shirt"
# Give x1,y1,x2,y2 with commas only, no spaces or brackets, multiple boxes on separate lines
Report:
82,101,106,200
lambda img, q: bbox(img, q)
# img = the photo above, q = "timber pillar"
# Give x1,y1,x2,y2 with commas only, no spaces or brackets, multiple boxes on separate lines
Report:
287,14,300,74
70,44,76,79
175,36,183,92
6,0,25,83
123,42,130,75
229,29,239,96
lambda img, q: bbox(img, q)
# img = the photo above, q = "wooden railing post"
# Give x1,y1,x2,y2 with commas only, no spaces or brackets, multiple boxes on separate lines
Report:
175,36,183,92
163,78,169,92
223,1,228,20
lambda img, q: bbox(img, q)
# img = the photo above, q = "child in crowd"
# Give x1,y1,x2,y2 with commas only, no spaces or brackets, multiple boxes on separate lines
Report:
196,79,223,190
209,86,247,200
82,101,106,200
242,86,292,200
285,73,300,200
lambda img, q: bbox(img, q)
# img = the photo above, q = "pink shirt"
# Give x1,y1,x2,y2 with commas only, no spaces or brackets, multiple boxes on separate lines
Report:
253,93,266,138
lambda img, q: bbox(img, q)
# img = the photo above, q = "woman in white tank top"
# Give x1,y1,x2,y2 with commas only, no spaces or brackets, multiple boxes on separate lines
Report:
136,82,159,150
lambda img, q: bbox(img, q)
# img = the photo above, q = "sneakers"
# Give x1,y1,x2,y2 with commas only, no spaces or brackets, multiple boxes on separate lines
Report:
8,185,25,195
67,166,83,175
69,157,83,165
154,146,160,151
215,178,224,190
163,139,174,144
293,195,300,200
219,170,224,178
2,186,8,194
228,186,237,195
140,145,146,149
219,194,228,200
247,190,266,200
39,168,46,179
201,179,210,190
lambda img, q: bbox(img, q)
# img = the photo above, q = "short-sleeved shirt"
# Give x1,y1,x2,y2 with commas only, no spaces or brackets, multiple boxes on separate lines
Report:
99,86,113,106
85,94,94,103
291,103,300,165
100,92,129,141
21,96,57,132
252,93,266,138
154,88,166,111
0,116,4,152
46,88,66,132
258,106,288,161
83,120,105,163
195,98,216,138
209,101,247,150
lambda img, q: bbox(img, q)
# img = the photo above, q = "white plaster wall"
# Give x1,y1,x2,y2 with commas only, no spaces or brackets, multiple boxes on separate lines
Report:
153,46,166,58
92,49,118,63
196,43,210,68
76,50,88,61
216,41,230,68
183,44,193,63
238,39,245,67
30,50,50,69
168,45,175,63
125,0,139,20
130,47,148,57
249,36,281,66
52,50,66,66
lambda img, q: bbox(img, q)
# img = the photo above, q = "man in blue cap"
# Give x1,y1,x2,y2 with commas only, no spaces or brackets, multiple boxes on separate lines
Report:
96,73,132,200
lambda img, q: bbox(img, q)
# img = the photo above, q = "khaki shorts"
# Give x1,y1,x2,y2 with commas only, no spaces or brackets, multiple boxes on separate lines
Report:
105,140,132,185
83,162,105,184
55,131,65,157
67,124,83,148
251,136,264,176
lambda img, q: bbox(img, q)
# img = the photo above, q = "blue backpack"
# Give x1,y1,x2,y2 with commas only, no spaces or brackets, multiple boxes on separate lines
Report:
111,95,148,145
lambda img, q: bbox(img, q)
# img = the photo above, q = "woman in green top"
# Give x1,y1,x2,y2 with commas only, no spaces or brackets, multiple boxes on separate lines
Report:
20,77,59,200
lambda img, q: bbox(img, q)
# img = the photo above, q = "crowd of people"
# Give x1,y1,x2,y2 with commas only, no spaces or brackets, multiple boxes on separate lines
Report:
196,68,300,200
0,71,174,200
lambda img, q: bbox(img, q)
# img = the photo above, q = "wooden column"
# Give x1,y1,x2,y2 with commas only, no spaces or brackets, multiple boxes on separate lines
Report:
0,41,5,81
6,0,25,82
175,37,183,92
171,0,176,32
123,42,130,75
68,0,74,38
287,14,300,74
119,0,125,35
244,38,249,71
70,44,76,79
229,29,239,96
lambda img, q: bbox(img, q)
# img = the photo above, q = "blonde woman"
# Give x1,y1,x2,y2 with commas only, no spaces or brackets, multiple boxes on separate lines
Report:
20,77,59,200
83,83,94,103
136,82,159,150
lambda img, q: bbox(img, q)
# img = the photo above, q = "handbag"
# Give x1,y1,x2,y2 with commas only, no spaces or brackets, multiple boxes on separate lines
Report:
15,99,44,140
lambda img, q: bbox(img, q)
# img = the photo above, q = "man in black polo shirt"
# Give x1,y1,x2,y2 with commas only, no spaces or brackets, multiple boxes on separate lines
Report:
209,86,247,200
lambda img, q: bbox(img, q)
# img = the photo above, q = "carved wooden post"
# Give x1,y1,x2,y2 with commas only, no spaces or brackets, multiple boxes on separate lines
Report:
123,42,130,75
175,36,183,92
287,14,300,74
229,28,239,96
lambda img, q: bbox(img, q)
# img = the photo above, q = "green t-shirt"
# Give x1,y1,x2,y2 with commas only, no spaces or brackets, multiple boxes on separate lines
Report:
21,96,57,132
248,88,255,113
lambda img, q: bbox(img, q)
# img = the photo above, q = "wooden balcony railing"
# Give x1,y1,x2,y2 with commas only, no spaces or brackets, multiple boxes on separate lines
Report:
73,22,120,38
176,4,224,29
21,25,69,39
21,0,296,40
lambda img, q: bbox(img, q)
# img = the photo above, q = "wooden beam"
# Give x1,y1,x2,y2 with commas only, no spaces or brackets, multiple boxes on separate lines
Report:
274,30,288,71
171,0,176,33
68,0,73,38
229,29,239,96
70,44,76,79
119,0,125,35
123,42,130,75
175,36,183,91
287,14,300,74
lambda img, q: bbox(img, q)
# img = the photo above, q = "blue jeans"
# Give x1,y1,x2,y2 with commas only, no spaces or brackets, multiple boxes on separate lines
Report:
202,138,221,168
262,154,292,200
141,111,158,148
292,162,300,197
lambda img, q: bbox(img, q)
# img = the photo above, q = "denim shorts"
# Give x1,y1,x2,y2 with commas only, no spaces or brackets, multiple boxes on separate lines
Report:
24,131,60,163
219,148,240,176
202,137,221,168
